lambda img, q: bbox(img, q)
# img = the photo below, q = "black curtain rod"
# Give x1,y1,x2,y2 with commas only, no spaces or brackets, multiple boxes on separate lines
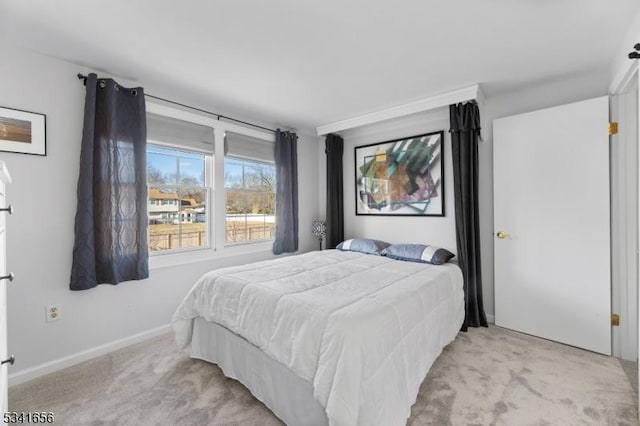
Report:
76,73,277,133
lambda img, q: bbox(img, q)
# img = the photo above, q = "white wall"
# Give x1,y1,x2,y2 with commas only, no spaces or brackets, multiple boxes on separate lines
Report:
0,46,319,383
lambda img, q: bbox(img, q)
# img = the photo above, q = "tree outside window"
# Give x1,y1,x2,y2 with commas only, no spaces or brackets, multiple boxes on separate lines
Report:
147,145,210,252
224,157,275,244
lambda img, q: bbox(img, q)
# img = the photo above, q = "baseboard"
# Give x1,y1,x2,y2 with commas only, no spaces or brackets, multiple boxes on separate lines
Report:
8,324,172,387
8,312,497,386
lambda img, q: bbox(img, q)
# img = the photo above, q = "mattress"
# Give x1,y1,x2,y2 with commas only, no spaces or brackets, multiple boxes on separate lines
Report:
172,250,464,426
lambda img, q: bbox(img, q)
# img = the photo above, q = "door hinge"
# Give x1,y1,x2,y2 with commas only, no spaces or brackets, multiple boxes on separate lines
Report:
611,313,620,326
609,122,619,136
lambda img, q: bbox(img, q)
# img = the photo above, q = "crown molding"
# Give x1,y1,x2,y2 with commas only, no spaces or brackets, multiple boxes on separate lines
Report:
316,84,481,136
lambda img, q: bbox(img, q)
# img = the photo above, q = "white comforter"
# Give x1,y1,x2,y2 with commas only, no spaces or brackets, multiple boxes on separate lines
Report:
172,250,464,426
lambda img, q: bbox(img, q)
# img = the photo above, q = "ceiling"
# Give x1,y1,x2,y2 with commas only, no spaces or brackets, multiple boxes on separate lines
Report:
1,0,638,132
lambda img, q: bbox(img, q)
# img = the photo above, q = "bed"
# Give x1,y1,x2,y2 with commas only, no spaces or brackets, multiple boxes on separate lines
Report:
172,249,464,426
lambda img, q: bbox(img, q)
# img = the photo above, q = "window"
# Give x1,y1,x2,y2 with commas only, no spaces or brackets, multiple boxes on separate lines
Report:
224,157,276,244
147,144,211,252
145,104,276,262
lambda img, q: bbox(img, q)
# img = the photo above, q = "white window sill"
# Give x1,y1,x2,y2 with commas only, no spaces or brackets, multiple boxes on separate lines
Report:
149,240,275,270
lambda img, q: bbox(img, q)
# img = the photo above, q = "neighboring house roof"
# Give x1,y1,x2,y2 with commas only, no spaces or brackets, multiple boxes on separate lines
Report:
149,187,178,200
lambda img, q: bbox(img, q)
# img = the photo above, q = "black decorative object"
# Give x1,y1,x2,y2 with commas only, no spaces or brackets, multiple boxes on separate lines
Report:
312,221,326,250
628,43,640,59
78,73,277,133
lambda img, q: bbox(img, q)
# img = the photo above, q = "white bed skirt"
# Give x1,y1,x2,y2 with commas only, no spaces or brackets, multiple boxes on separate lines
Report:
191,317,329,426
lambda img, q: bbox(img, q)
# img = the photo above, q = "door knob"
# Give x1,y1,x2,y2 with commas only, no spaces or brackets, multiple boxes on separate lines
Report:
496,231,512,239
0,272,13,282
0,205,13,215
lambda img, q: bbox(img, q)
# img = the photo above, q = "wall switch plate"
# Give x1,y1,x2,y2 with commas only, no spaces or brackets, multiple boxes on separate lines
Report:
46,304,61,322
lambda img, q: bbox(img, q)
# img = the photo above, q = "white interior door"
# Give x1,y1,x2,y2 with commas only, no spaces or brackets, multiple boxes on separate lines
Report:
494,96,611,355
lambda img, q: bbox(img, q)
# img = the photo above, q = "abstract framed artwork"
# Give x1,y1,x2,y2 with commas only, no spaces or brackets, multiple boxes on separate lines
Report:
0,107,46,156
355,131,444,216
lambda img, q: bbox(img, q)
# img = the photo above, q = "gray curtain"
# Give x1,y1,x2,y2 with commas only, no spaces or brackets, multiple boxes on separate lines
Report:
273,129,298,254
70,73,149,290
325,134,344,249
450,101,488,330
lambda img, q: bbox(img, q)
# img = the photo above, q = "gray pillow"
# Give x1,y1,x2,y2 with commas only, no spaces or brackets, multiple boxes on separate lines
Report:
336,238,391,255
381,244,454,265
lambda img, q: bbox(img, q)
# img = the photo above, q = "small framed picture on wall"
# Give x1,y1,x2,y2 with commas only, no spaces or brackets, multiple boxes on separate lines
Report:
0,106,46,156
354,131,444,216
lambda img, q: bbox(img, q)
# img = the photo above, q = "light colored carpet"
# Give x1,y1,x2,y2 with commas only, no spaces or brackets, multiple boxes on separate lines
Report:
9,326,639,425
620,358,639,398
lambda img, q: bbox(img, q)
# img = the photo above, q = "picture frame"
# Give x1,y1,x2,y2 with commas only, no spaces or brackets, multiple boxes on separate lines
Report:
0,106,46,156
355,131,444,216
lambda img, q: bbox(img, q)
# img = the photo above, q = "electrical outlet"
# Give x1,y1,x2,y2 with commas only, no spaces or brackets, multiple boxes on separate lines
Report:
46,304,61,322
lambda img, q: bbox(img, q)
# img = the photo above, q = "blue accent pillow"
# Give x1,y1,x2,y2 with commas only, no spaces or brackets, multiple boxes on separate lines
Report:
381,244,454,265
336,238,391,255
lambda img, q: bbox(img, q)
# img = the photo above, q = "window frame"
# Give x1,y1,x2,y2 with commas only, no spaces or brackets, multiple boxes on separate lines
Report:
147,141,213,256
145,101,276,270
147,157,213,256
223,155,276,247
